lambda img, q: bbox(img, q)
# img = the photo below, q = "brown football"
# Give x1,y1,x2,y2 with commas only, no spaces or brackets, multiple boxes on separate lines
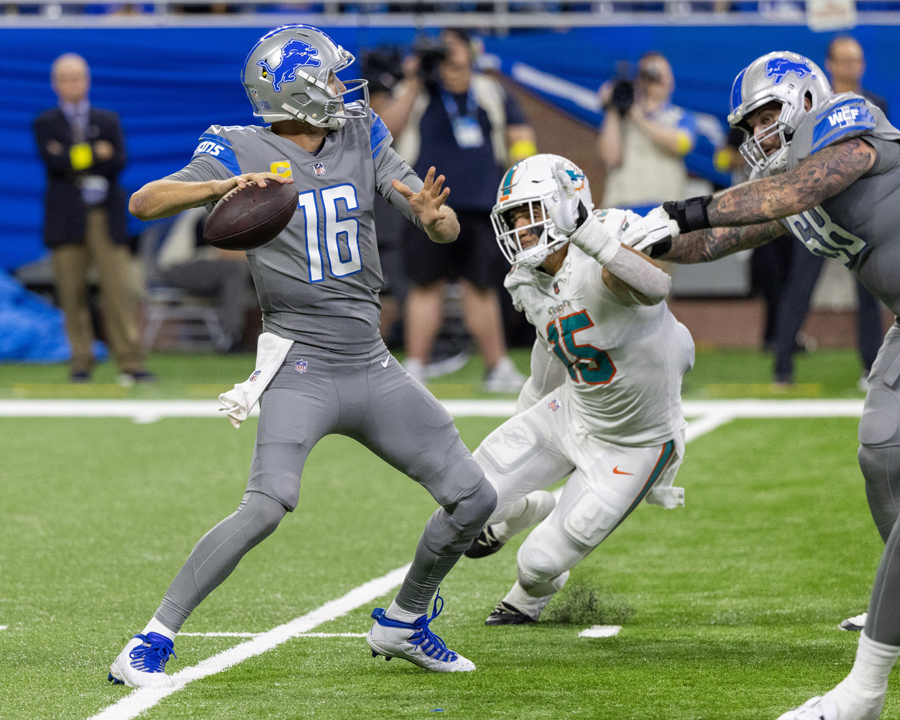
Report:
203,180,299,251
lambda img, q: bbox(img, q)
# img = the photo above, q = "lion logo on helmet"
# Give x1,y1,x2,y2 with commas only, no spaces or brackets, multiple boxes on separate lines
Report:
764,57,814,86
258,39,322,93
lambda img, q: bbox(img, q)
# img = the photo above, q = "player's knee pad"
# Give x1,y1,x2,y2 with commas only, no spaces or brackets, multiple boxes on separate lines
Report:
561,488,621,548
858,444,900,542
242,491,288,538
516,523,581,588
423,479,497,555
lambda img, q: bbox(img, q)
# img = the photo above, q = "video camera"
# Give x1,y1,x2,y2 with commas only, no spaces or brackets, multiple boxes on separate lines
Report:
412,35,449,88
605,60,665,116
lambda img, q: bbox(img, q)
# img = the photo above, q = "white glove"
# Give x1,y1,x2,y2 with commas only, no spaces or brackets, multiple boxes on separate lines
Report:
620,205,681,255
547,162,618,265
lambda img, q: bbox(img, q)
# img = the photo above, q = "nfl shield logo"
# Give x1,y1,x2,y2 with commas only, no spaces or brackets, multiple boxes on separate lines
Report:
553,282,560,295
313,162,325,177
295,360,308,374
548,398,560,411
248,370,262,382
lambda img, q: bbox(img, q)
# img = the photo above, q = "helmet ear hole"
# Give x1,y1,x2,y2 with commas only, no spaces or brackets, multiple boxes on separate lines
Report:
291,92,312,106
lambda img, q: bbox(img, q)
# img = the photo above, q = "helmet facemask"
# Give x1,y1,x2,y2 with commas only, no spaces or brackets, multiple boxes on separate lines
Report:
491,198,568,270
737,101,793,175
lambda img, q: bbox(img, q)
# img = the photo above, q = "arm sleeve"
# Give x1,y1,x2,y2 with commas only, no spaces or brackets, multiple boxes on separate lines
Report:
165,154,233,184
374,144,425,230
515,337,567,413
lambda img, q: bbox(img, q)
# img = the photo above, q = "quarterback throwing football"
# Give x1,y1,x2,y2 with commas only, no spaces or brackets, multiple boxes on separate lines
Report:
465,154,694,625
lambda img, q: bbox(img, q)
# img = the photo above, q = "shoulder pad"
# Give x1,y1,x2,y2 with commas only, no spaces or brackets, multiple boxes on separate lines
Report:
790,94,876,164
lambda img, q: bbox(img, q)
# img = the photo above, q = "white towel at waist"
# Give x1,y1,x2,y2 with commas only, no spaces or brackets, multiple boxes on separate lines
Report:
218,332,294,428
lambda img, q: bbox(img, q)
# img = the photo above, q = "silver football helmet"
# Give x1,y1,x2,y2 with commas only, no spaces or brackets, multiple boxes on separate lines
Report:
728,51,832,174
491,154,593,269
241,24,369,129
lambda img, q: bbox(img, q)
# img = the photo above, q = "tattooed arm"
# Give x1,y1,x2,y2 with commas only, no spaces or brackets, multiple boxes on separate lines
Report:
707,138,877,225
657,220,788,264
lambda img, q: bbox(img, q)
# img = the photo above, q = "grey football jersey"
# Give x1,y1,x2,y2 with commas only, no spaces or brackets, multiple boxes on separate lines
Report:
167,106,424,355
781,93,900,314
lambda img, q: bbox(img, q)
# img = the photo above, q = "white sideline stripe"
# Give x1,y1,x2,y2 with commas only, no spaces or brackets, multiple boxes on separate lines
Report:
0,398,865,421
579,625,622,638
88,563,410,720
178,631,367,639
686,413,734,443
0,625,7,631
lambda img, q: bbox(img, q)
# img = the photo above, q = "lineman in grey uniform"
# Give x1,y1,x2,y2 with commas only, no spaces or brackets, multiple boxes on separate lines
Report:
622,51,900,720
108,24,496,687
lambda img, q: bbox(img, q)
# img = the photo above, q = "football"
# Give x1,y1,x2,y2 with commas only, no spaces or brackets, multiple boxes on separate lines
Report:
203,180,299,251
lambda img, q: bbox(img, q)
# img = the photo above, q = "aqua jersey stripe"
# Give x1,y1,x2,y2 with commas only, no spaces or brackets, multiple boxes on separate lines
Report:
610,440,676,534
370,115,390,160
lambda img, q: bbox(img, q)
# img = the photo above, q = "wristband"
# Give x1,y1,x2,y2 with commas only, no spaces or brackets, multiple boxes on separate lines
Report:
663,195,712,234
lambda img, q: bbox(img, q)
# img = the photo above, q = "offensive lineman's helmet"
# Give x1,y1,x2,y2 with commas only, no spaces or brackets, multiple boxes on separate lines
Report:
242,24,369,129
728,51,832,175
490,154,593,269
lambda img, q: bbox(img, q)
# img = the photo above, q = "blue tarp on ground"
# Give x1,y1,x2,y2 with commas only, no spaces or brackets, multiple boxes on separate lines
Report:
3,24,899,271
0,272,106,362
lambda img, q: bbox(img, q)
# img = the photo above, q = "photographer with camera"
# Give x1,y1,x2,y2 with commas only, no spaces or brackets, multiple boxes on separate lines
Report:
381,29,537,392
597,52,697,212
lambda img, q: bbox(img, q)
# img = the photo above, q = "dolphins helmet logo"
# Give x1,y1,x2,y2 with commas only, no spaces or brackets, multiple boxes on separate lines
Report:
764,57,813,86
563,166,586,192
258,39,322,93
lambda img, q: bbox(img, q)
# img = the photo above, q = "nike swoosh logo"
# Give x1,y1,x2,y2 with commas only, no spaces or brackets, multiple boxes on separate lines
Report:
381,357,390,368
612,467,633,476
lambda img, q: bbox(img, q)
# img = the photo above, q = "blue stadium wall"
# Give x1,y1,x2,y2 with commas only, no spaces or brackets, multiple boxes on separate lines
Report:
3,24,899,270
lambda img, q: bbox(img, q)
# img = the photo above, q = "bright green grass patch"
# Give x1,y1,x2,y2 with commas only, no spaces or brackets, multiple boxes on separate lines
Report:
0,414,895,719
0,346,868,400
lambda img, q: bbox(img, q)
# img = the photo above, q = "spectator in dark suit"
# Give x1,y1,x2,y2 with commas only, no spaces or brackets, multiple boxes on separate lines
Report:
772,37,888,388
34,53,153,384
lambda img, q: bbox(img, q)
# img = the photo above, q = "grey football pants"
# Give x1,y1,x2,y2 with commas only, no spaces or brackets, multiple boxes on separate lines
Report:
858,320,900,646
156,342,495,632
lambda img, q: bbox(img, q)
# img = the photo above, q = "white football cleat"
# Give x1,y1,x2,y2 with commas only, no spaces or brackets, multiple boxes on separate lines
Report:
777,688,885,720
777,696,839,720
108,632,176,688
840,612,868,632
367,593,475,672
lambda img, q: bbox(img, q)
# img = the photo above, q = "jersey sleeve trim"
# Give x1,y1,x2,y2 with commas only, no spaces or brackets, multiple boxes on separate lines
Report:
811,98,876,154
192,136,241,177
370,114,391,160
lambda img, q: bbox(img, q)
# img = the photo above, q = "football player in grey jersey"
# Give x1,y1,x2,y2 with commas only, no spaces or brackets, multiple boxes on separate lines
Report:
107,24,497,687
622,51,900,720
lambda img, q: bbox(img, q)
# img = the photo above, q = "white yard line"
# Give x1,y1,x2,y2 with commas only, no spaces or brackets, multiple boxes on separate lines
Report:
0,398,866,422
178,631,367,639
579,625,622,638
0,625,7,631
87,564,410,720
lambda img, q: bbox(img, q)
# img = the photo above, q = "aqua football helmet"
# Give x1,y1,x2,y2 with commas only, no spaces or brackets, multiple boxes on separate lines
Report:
728,51,832,175
491,154,593,269
242,24,369,129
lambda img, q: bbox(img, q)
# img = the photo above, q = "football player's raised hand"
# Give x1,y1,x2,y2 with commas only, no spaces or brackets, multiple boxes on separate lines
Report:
392,166,450,228
620,206,680,256
547,162,588,236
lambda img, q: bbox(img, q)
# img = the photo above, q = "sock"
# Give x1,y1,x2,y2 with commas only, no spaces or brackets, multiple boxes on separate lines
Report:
144,616,177,642
502,573,569,621
840,631,900,698
384,600,421,624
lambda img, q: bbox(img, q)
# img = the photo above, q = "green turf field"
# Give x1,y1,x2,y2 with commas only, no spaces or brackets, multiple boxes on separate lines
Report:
0,349,893,719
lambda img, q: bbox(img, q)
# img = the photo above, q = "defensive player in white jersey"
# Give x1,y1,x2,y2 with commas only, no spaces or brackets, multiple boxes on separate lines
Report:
464,154,694,624
106,25,499,686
